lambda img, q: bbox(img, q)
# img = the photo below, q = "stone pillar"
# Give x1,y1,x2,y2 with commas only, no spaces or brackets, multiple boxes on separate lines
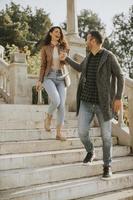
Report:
9,52,30,104
66,0,86,111
67,0,78,36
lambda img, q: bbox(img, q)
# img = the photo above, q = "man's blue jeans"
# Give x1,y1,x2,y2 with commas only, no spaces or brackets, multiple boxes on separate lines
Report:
78,101,112,167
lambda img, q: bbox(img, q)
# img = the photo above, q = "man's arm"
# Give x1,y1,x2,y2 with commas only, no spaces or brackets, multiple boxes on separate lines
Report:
110,53,124,112
65,56,83,72
111,53,124,99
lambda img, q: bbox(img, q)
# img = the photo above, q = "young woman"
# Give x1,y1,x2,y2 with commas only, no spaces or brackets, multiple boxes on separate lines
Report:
36,26,69,141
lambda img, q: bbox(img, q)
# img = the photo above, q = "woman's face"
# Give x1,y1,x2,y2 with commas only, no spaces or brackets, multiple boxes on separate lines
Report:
50,28,61,42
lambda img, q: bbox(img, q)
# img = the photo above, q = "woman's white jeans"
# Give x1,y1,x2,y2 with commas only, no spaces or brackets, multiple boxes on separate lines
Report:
43,71,66,126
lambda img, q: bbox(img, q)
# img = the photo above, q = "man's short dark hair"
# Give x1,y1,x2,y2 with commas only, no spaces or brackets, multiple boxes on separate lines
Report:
89,31,103,44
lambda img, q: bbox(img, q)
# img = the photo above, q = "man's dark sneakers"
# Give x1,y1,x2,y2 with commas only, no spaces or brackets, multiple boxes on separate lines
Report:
83,152,95,164
102,166,112,178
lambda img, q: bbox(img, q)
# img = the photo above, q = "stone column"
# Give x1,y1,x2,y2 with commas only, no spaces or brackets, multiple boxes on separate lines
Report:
66,0,86,111
9,52,30,104
67,0,78,36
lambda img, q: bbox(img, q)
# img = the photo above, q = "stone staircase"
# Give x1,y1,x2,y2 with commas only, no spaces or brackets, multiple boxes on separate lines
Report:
0,104,133,200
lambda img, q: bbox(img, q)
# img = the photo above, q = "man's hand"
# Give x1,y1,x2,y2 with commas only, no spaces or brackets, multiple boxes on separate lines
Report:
36,81,42,92
59,51,67,61
113,99,122,113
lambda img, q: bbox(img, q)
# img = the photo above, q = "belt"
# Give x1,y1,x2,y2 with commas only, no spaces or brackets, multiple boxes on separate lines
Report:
50,69,62,73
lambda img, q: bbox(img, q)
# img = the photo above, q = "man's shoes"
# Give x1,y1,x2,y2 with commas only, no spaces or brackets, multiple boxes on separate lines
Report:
102,166,112,178
83,152,95,164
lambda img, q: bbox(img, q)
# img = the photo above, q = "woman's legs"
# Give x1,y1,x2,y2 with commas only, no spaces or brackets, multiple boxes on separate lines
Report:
56,81,66,126
43,78,66,140
43,78,60,131
43,79,61,115
56,80,66,141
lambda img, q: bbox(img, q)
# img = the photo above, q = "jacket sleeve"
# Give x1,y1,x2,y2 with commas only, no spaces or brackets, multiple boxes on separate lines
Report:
110,53,124,100
39,47,47,83
65,56,83,72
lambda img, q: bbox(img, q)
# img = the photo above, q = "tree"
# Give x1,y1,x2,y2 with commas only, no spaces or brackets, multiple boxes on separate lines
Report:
78,9,106,39
0,2,52,50
110,5,133,78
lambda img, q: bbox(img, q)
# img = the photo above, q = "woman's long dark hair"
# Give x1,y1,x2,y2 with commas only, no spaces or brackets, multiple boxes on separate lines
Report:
43,26,68,49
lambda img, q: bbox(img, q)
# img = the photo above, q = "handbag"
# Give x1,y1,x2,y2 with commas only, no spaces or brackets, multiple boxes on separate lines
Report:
61,65,71,87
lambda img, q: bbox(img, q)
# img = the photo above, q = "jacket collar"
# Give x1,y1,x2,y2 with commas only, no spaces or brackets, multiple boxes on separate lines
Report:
97,48,109,72
83,48,109,74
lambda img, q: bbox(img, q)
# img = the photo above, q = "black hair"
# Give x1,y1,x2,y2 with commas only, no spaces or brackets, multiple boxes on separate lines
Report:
89,30,103,44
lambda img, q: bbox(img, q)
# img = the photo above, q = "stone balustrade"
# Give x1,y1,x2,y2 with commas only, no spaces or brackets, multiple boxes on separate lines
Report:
124,78,133,150
112,77,133,152
0,58,10,103
0,51,35,104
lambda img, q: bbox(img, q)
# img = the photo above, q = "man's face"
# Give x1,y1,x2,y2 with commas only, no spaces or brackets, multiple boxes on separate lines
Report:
86,34,95,50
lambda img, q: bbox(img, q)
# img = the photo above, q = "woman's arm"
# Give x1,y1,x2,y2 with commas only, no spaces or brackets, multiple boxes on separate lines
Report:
39,47,47,83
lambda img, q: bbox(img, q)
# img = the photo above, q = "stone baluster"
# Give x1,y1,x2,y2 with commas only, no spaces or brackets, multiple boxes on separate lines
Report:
3,74,7,92
0,75,3,89
118,101,125,127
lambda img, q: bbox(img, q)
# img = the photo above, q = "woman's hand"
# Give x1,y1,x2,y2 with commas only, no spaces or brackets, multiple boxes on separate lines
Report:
59,51,67,61
36,81,42,92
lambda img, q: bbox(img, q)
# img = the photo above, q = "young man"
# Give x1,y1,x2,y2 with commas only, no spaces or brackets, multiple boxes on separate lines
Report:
61,31,124,178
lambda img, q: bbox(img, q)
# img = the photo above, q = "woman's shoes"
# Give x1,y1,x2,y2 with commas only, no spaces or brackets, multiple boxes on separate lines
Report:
44,113,52,131
44,117,66,141
56,134,66,141
56,125,66,141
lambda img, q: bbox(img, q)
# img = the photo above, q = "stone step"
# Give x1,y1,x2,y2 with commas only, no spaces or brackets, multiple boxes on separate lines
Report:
0,105,75,121
0,128,101,142
0,157,133,190
0,119,78,130
0,170,133,200
0,105,75,118
0,105,79,129
0,146,130,170
78,188,133,200
0,137,117,155
0,105,48,120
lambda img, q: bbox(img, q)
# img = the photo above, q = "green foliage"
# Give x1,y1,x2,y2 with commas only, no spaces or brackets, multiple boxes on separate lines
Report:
78,9,106,39
0,2,52,51
27,52,41,75
5,43,40,75
110,5,133,78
